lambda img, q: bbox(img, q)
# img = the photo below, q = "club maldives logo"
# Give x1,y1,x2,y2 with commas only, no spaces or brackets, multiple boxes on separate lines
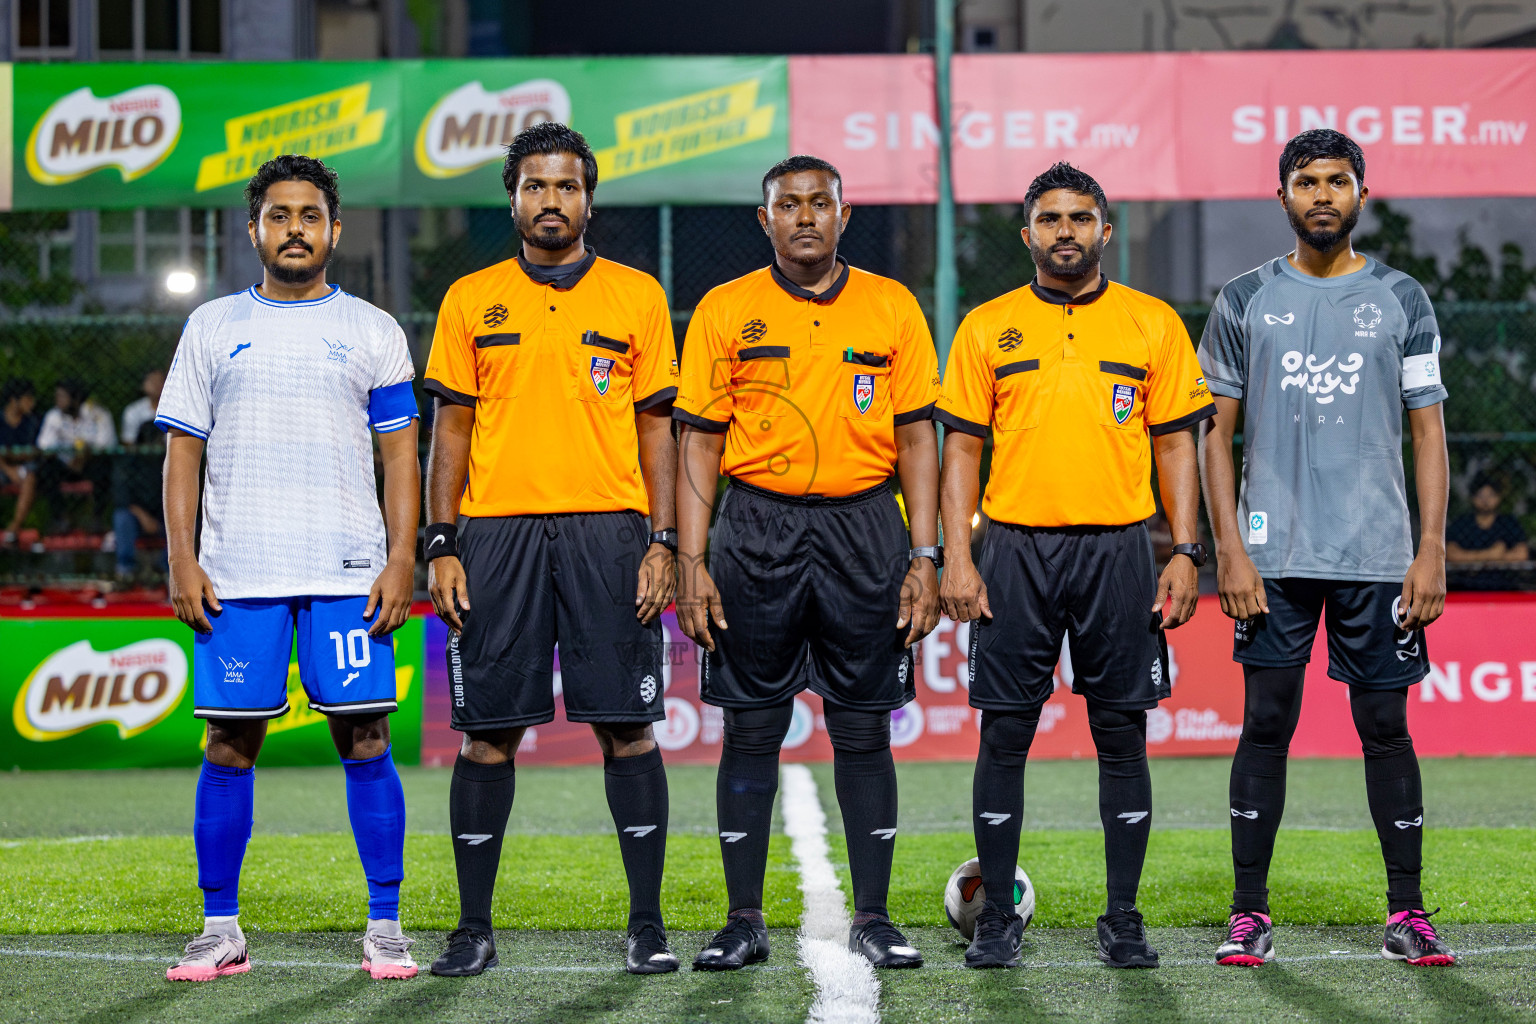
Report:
590,356,614,395
1112,382,1137,424
26,85,183,185
415,79,572,179
13,639,187,742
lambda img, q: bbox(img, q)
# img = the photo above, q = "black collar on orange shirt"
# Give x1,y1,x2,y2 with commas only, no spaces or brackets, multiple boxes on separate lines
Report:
517,245,597,289
770,256,850,303
1029,273,1110,306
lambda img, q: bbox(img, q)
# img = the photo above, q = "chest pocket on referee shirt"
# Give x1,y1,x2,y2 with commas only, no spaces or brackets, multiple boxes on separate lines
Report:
729,344,793,418
838,349,893,421
475,332,522,398
993,359,1042,431
576,331,634,406
1097,361,1148,429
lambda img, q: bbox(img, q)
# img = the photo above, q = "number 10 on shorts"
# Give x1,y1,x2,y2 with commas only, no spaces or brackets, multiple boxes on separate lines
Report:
329,629,372,670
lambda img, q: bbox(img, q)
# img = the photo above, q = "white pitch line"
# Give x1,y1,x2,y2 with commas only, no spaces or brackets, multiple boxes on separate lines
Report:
0,947,794,973
780,763,881,1024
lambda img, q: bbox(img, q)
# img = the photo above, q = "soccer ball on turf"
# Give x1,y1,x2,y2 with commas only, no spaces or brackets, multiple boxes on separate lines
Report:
944,857,1035,940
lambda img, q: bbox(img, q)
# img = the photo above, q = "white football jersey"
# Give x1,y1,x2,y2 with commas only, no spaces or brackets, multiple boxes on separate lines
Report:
157,285,417,599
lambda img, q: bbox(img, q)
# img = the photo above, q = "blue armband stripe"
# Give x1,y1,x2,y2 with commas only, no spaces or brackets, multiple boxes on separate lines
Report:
368,381,419,429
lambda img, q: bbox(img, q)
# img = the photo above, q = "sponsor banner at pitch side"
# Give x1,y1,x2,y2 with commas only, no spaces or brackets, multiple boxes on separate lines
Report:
9,57,786,210
423,596,1536,765
0,615,425,769
792,50,1536,204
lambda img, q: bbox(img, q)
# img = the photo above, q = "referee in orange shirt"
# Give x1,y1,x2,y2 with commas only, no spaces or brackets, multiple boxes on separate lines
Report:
675,156,940,970
421,124,680,977
938,164,1214,970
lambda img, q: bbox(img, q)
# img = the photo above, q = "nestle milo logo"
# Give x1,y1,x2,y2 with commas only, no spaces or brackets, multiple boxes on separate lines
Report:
13,639,187,741
26,85,183,185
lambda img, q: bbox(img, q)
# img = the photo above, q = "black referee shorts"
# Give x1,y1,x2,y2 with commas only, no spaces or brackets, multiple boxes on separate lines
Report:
1234,578,1429,690
448,511,664,730
968,520,1170,713
700,478,915,713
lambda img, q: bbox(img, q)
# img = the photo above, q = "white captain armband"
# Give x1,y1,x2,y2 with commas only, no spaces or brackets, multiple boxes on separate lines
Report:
1402,351,1441,391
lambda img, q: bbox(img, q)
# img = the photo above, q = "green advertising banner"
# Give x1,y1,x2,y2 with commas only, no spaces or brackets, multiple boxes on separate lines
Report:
9,57,787,210
0,616,423,770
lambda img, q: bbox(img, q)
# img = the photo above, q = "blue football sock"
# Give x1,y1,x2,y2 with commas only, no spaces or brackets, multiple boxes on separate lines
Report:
194,760,255,918
342,746,406,920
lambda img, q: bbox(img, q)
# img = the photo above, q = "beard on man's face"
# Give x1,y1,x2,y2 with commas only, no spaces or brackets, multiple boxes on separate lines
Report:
257,232,332,286
1028,235,1105,281
517,204,590,251
1287,199,1361,253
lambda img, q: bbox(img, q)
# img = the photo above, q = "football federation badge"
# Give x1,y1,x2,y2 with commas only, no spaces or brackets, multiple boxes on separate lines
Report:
1111,382,1136,424
853,373,875,415
590,356,614,396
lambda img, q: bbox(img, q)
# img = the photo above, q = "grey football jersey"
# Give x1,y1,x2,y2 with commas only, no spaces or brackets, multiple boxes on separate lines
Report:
1198,256,1447,582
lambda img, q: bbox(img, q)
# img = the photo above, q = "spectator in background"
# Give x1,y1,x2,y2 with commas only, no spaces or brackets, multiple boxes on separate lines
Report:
112,368,169,579
1447,475,1529,563
1,378,41,543
36,377,116,531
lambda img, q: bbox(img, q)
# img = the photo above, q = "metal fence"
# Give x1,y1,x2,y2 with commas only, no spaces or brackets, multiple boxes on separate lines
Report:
2,205,1533,590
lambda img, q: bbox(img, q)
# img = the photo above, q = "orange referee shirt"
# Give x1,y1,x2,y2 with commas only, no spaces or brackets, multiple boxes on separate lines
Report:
673,259,938,497
423,247,677,518
936,277,1214,528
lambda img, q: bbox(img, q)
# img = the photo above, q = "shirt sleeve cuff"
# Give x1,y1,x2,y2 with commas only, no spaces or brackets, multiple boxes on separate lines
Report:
672,407,730,433
634,386,678,413
893,402,936,427
933,407,988,437
423,378,477,408
1149,403,1217,436
1205,378,1244,400
154,414,209,440
1403,387,1448,411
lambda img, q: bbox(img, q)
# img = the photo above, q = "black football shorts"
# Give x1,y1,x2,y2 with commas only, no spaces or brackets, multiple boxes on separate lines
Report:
699,479,915,713
448,511,665,730
1233,578,1430,689
967,520,1170,713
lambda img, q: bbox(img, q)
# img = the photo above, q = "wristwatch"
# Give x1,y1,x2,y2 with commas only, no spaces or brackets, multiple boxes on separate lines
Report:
1170,542,1207,567
909,545,945,569
648,528,678,553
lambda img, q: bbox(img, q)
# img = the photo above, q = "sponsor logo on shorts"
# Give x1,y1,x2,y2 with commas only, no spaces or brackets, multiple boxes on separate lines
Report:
898,657,910,686
639,674,658,704
1151,658,1163,687
219,656,249,685
1112,382,1136,424
342,672,359,688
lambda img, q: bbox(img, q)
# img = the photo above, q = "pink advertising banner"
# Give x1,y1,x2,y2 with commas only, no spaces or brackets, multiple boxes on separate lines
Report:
788,50,1536,204
421,595,1536,767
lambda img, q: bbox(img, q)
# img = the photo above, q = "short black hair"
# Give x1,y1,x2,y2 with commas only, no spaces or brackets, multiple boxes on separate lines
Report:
502,122,598,196
1470,473,1503,495
1,377,34,404
245,155,341,223
761,155,842,206
1023,162,1109,221
55,377,86,402
1279,129,1365,186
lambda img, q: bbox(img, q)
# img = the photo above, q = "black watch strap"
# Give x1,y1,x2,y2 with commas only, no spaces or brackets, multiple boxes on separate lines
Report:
909,545,944,568
1170,542,1207,567
649,528,678,553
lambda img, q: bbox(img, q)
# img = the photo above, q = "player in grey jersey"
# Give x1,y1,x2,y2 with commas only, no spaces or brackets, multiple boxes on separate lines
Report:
1198,130,1454,968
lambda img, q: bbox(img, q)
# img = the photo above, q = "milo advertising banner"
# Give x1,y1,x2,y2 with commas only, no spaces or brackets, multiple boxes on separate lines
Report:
9,57,787,209
0,615,424,770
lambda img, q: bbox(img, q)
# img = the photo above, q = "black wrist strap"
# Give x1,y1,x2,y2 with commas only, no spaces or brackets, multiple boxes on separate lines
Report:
424,522,458,561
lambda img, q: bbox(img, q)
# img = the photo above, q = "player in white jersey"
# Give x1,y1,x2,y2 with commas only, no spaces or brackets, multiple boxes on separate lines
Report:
157,157,421,982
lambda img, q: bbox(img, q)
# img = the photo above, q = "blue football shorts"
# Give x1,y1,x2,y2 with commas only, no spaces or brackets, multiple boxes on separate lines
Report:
192,595,398,719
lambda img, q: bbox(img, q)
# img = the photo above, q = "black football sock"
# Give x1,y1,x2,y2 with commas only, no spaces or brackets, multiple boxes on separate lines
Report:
1351,685,1425,913
604,746,669,931
825,706,897,920
1230,665,1307,914
972,709,1040,913
1088,704,1152,915
717,704,793,914
449,754,516,934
